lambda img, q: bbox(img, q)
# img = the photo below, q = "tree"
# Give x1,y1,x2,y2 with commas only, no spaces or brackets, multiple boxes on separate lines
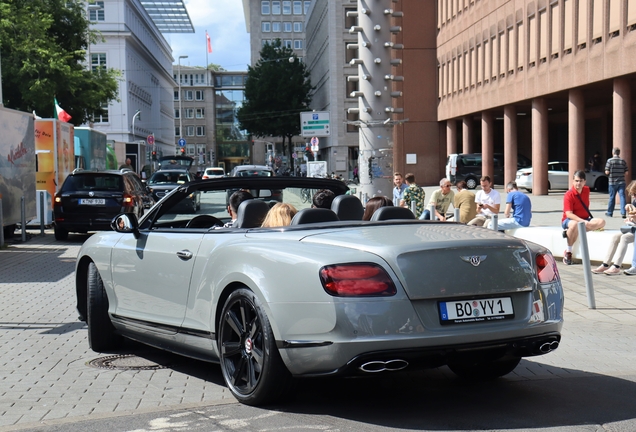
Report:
237,39,312,161
0,0,119,125
207,63,225,71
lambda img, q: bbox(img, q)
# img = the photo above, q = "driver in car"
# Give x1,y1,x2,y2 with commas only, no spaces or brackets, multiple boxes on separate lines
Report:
220,190,254,228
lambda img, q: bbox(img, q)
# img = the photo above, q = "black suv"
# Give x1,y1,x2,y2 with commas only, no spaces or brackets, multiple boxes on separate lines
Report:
53,169,155,240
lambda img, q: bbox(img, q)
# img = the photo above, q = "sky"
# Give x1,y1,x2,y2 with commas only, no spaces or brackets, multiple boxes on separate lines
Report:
165,0,251,71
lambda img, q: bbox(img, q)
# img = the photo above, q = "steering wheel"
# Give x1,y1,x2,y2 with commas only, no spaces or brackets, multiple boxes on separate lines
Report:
185,215,224,228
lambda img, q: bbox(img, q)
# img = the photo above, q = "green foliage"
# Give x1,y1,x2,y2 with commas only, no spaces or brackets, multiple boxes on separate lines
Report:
0,0,119,125
237,39,312,149
207,63,225,71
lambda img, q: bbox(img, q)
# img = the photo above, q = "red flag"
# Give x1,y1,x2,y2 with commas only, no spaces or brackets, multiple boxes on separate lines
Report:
206,31,213,53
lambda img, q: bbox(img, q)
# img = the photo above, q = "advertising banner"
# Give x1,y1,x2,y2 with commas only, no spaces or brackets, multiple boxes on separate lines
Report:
35,119,74,207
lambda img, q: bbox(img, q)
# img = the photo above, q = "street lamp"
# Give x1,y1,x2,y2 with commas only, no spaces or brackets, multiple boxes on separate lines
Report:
177,55,188,151
131,109,141,141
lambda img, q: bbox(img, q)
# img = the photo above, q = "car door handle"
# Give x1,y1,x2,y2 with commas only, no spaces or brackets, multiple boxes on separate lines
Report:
177,250,193,261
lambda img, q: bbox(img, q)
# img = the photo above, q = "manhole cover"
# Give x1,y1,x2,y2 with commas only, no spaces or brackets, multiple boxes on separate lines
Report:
87,354,168,370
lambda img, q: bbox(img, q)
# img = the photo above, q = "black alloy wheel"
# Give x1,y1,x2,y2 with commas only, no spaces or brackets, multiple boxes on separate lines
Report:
218,288,292,406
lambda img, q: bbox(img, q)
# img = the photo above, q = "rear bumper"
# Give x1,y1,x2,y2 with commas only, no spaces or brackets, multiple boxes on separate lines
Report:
278,329,562,377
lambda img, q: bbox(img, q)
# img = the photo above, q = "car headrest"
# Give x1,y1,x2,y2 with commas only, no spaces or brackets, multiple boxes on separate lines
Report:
370,206,417,221
290,208,339,225
331,194,364,221
234,199,270,228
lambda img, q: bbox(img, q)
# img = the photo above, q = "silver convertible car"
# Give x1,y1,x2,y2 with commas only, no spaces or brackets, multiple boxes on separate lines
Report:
75,177,564,406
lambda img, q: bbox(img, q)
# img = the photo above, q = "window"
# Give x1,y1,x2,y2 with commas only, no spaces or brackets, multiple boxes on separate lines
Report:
195,90,204,100
196,126,206,136
283,1,291,14
185,90,193,101
293,1,302,14
91,53,106,72
174,109,180,119
93,102,108,123
346,76,359,97
293,22,302,32
175,127,180,137
284,39,292,48
88,1,105,21
186,126,195,136
262,21,271,32
262,39,271,47
272,22,281,32
186,145,195,156
345,7,356,28
272,1,280,14
196,108,205,118
346,110,359,133
174,90,179,101
284,22,292,32
294,39,303,49
304,1,310,14
185,109,194,119
261,1,270,14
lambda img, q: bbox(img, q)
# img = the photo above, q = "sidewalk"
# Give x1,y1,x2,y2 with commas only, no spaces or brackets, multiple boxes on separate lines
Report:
1,225,636,430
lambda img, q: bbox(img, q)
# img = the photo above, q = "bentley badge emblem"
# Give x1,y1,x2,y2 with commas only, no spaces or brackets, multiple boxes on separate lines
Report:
460,255,487,267
89,191,94,197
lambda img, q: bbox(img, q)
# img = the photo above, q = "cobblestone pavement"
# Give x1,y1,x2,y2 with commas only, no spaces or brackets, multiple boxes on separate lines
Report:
1,199,636,430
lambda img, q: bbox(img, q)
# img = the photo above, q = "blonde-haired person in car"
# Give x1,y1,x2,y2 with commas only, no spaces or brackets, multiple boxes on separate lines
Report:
261,203,298,227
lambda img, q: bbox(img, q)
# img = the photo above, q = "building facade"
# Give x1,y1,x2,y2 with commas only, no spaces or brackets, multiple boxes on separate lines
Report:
173,68,249,174
86,0,193,171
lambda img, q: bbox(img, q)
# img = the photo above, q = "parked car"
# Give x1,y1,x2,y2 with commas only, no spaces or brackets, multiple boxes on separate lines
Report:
146,169,200,211
75,176,564,406
53,169,155,241
515,161,609,192
202,167,225,179
229,164,274,177
447,153,532,189
157,155,194,171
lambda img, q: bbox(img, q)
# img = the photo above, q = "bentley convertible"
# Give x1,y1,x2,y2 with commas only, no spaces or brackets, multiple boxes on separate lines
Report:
75,177,564,406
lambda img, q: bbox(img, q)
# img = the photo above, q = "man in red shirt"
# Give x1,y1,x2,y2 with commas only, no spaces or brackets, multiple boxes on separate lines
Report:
561,170,606,264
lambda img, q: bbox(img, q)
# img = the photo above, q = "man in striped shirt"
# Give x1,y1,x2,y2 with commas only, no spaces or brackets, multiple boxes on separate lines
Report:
605,147,629,218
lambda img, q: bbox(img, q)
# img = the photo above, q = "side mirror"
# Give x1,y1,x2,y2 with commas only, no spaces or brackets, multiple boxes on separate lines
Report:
111,213,140,238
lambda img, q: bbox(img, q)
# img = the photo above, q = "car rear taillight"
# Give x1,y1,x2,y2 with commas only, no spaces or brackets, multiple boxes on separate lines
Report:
122,194,134,207
536,253,559,283
319,263,397,297
54,196,62,207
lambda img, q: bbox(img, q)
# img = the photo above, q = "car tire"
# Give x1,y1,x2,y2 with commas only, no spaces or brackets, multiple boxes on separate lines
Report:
448,357,521,380
54,226,68,241
465,177,477,190
218,287,293,406
594,176,608,192
87,262,122,352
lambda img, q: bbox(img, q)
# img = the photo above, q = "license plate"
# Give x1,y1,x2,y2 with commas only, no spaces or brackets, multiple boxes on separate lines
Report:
79,198,105,205
439,297,514,324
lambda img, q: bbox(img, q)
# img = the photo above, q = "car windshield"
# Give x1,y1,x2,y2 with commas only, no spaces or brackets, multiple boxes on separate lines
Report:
149,172,189,184
61,174,123,192
150,184,339,228
206,169,224,175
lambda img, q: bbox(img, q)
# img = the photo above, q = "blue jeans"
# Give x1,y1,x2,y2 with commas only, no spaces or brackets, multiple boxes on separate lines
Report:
419,209,431,220
607,183,627,216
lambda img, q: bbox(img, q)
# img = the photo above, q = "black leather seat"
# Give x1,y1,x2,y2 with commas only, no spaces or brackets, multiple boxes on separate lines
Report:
331,195,364,220
370,206,417,221
290,208,339,225
234,199,270,228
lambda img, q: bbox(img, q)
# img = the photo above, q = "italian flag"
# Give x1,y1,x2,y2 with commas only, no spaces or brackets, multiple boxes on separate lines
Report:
54,98,72,122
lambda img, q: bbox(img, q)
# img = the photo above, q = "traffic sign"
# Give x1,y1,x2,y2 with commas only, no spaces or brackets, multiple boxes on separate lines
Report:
178,138,186,147
300,111,330,137
147,135,155,145
310,137,319,146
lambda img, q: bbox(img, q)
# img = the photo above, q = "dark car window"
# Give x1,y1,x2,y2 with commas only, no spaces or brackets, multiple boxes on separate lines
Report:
237,170,273,177
459,155,481,167
61,174,123,192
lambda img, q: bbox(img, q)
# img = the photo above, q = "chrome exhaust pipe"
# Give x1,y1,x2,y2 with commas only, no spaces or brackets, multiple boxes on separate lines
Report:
539,340,559,353
359,359,409,373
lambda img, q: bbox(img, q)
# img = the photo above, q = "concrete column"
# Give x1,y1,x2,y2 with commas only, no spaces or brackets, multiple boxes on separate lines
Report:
532,98,549,195
447,119,457,156
568,89,585,180
482,111,494,182
504,105,518,185
462,116,473,154
614,78,632,182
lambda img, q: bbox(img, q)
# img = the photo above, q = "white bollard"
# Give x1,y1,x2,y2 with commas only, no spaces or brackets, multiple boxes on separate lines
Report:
0,198,4,248
410,200,416,215
578,221,596,309
454,207,460,222
428,204,436,220
491,214,498,230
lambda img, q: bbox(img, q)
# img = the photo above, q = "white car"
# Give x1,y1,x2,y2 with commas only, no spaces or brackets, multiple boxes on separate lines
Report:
516,161,608,192
202,167,225,179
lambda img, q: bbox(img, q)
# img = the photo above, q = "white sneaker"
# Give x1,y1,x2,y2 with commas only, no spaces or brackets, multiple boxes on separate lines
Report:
624,267,636,275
